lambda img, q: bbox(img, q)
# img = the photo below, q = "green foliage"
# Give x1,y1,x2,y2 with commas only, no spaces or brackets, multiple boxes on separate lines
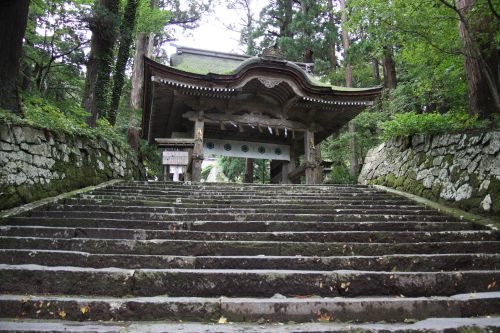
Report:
329,164,357,184
217,157,270,183
253,159,270,184
201,164,213,181
139,139,161,179
23,0,91,96
0,93,131,153
380,111,489,139
22,94,93,136
136,0,172,35
322,107,387,181
218,156,245,182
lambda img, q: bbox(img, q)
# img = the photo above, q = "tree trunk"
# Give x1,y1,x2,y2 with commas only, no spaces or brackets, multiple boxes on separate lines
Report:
301,1,313,63
382,46,397,90
339,0,352,87
82,35,99,111
244,158,254,183
339,0,357,177
327,0,337,71
456,0,499,118
280,0,293,38
129,33,150,109
83,0,120,128
0,0,30,115
108,0,139,125
130,0,156,110
372,57,380,85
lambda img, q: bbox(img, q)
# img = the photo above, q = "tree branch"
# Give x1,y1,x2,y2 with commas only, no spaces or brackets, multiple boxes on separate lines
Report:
486,0,500,20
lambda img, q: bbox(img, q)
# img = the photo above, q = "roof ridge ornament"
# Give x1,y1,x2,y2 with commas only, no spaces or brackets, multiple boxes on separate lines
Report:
258,77,283,89
260,43,285,60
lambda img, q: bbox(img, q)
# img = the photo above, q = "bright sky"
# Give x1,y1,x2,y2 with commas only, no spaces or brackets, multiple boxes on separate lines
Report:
168,0,268,55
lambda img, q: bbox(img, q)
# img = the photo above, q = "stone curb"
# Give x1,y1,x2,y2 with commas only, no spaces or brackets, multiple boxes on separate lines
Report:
0,179,123,219
372,185,500,231
0,316,499,332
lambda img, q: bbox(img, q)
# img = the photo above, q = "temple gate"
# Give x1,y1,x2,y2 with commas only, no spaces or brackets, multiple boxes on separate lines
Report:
142,46,381,184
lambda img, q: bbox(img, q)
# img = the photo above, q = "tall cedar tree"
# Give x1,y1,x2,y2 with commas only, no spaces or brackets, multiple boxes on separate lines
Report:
82,0,120,127
108,0,139,125
0,0,30,115
454,0,499,118
339,0,359,176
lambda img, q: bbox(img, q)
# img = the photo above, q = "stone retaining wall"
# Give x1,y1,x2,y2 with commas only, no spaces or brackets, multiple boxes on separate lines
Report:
359,131,499,218
0,122,138,210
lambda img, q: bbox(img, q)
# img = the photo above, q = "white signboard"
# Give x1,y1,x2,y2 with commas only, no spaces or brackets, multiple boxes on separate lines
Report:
162,151,189,165
203,139,290,161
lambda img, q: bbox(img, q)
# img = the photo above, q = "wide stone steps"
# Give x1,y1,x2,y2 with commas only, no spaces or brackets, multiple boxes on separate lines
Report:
4,217,479,231
1,250,498,271
77,196,428,207
83,192,406,201
2,237,500,256
0,226,496,242
64,197,441,209
0,181,498,332
0,293,498,323
51,203,443,215
1,264,498,298
28,210,456,222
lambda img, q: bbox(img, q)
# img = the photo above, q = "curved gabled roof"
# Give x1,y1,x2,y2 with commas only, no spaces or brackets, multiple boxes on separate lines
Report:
145,56,382,101
142,54,382,145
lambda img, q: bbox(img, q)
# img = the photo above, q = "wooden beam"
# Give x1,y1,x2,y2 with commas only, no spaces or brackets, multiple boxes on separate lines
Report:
155,138,195,147
182,110,321,132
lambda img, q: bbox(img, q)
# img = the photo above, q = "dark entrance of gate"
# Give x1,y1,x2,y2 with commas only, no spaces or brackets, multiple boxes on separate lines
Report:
141,46,381,184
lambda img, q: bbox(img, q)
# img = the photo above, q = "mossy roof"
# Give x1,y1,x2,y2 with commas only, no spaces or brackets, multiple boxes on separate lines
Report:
172,54,378,92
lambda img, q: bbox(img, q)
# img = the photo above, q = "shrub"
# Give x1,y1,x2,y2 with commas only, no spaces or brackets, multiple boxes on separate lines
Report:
380,111,488,140
329,165,357,184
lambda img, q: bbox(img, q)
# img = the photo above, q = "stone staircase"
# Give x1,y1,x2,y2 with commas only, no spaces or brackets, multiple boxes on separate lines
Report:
0,181,499,332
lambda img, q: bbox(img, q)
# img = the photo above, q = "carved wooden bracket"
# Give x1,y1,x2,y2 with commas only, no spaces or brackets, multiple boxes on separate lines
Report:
258,78,283,89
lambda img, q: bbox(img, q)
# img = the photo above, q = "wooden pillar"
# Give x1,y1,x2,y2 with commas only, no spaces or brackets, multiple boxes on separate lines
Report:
244,158,254,183
282,144,296,184
192,116,204,182
305,129,316,184
314,144,323,184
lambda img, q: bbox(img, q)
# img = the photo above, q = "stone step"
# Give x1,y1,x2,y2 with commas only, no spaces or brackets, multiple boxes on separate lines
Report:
28,210,457,222
1,226,496,243
110,181,371,187
4,217,477,232
2,237,500,256
1,249,498,271
77,194,417,205
65,197,429,210
87,188,380,196
0,293,499,323
49,204,443,215
1,317,499,333
85,191,400,200
94,185,376,193
0,264,498,297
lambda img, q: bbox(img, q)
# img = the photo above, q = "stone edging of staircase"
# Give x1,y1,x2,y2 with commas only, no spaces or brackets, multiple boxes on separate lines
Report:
0,179,124,219
372,184,500,231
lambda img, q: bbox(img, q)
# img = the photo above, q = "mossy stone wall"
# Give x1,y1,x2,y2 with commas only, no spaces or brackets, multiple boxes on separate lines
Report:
359,131,499,219
0,122,138,210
